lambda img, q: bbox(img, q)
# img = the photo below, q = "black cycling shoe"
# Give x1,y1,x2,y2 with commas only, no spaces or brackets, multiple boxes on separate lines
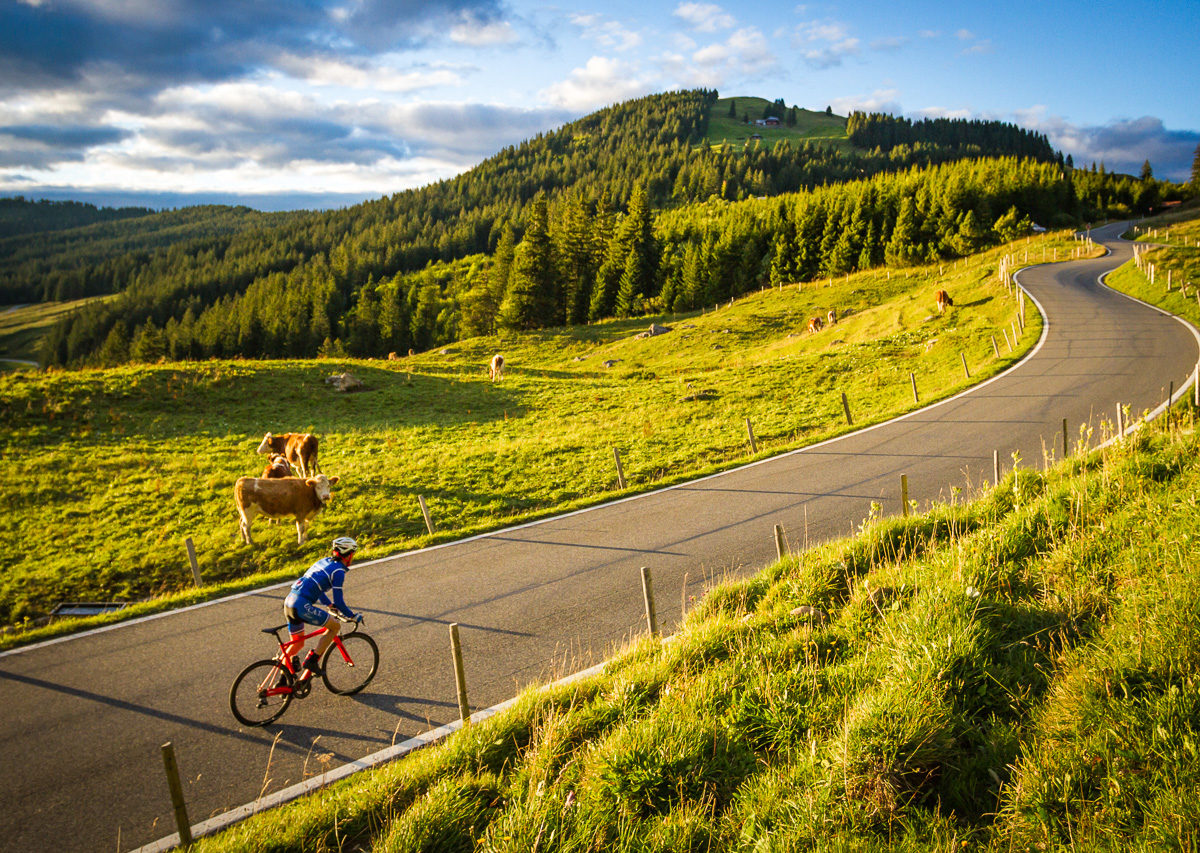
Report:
302,651,322,676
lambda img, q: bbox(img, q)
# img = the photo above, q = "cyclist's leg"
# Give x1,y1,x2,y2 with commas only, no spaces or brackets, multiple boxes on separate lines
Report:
313,614,341,658
284,596,325,662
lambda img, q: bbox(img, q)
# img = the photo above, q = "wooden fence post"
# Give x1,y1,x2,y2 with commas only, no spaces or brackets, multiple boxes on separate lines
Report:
774,524,787,561
1062,418,1069,459
901,474,910,517
449,623,470,725
841,391,853,426
640,567,658,637
417,495,435,535
910,372,919,404
1003,328,1013,352
993,449,1000,487
960,351,970,379
745,417,757,454
161,742,192,847
613,448,626,490
184,538,203,587
991,335,1000,358
1116,403,1124,440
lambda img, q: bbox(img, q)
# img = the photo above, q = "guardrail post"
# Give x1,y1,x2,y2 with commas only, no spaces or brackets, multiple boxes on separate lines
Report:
184,538,203,587
901,474,910,517
161,742,193,847
613,448,626,490
449,623,470,724
640,567,658,637
417,495,435,535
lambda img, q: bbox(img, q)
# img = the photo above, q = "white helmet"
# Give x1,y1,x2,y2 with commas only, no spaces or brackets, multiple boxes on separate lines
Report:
331,536,358,555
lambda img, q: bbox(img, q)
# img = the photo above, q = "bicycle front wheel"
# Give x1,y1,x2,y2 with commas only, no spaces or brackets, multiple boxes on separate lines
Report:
230,659,293,726
322,633,379,695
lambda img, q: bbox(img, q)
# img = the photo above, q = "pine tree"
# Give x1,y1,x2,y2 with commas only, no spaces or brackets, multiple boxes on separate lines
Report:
1140,159,1153,181
1192,144,1200,190
499,194,557,330
727,99,736,118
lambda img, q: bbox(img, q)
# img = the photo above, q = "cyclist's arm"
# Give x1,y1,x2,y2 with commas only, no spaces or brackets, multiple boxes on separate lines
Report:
328,568,356,619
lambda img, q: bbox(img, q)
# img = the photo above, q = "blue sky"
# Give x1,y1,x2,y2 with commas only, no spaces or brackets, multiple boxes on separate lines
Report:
2,0,1197,210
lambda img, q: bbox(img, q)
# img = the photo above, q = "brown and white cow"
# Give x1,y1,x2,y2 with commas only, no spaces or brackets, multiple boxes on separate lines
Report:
935,289,953,313
261,453,293,479
257,432,319,478
234,474,340,545
826,308,838,326
489,353,504,381
807,316,824,334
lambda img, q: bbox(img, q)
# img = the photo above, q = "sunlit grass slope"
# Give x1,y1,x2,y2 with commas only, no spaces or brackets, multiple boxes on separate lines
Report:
194,393,1200,852
707,96,848,152
0,232,1090,643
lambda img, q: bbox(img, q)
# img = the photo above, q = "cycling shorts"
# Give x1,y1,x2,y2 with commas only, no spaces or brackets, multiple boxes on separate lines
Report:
284,592,330,634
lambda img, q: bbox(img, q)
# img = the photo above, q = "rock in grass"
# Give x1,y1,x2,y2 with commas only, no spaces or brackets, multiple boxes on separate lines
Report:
790,604,828,623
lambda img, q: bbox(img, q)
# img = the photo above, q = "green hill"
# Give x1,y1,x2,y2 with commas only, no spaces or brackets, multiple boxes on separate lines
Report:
3,89,1084,369
706,96,849,152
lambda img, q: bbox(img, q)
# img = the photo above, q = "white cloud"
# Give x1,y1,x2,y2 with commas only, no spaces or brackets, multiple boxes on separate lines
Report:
870,36,908,51
449,13,517,46
539,56,650,111
1014,108,1199,181
673,2,736,32
827,89,903,116
272,55,464,92
789,18,859,68
570,13,642,51
962,39,993,56
955,29,974,40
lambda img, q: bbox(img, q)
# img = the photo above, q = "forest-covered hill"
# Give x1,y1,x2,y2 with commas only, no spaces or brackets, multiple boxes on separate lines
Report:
1,89,1183,367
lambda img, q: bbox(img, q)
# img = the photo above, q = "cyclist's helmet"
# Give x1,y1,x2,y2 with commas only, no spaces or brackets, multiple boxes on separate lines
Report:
331,536,358,556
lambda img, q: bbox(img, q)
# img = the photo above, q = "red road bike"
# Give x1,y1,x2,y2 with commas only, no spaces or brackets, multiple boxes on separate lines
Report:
229,614,379,726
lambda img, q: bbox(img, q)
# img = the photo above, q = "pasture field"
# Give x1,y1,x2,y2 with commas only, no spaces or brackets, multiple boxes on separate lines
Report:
706,96,849,152
192,397,1200,852
0,232,1092,645
0,297,108,367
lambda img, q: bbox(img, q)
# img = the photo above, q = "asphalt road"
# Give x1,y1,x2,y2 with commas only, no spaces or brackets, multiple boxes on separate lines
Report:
1,223,1197,852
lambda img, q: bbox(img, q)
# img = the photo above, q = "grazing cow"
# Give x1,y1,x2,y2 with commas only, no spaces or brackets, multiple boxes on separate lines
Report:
257,432,319,478
489,353,504,382
827,308,838,326
261,453,293,479
234,474,340,545
807,316,824,334
935,289,953,313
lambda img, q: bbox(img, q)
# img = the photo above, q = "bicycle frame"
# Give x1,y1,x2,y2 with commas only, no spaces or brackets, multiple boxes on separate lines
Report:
260,619,360,693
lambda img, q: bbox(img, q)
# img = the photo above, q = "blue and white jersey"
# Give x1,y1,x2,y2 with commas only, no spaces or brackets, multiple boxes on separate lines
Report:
289,556,354,618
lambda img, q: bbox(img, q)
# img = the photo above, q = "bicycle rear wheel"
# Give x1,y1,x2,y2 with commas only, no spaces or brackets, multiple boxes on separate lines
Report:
321,633,379,695
230,659,293,726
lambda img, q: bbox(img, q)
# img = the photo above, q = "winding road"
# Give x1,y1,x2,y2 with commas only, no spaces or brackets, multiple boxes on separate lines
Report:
1,222,1196,852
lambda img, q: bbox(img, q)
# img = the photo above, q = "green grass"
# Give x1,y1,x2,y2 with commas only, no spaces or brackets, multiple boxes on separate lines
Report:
0,232,1091,643
190,400,1200,852
707,97,849,152
0,297,109,367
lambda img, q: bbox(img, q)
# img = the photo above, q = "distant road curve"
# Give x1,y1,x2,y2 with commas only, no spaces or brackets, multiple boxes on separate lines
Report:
0,221,1197,852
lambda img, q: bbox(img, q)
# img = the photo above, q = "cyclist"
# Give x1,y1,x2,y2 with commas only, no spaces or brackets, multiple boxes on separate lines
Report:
283,536,362,676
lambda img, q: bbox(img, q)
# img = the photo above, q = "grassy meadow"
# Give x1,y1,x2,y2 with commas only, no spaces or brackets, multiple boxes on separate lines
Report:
0,296,108,367
0,231,1095,643
706,96,849,152
192,394,1200,852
